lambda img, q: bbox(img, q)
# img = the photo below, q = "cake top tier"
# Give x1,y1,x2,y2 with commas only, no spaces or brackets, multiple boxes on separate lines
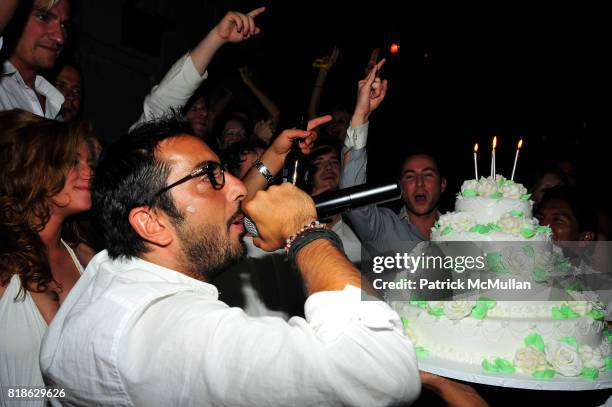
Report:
459,174,530,201
456,175,532,225
431,174,552,241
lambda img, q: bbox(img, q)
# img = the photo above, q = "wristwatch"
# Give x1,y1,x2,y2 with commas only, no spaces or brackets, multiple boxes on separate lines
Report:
254,159,274,185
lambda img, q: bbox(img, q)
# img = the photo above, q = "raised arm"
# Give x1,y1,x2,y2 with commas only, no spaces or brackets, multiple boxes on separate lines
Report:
241,115,332,201
339,58,394,243
239,66,280,130
307,46,339,120
134,7,265,127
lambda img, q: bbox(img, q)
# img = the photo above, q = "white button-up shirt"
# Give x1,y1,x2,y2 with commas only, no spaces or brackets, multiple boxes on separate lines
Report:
40,251,421,406
131,52,208,130
0,59,64,119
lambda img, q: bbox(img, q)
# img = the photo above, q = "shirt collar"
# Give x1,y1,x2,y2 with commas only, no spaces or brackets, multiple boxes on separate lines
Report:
2,60,65,116
96,251,219,299
398,205,442,222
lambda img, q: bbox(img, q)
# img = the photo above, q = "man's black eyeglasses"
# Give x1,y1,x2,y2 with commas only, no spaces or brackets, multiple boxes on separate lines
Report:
155,161,225,196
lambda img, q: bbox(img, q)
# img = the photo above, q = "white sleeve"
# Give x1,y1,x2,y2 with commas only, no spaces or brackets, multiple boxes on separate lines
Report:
118,285,421,407
131,52,208,130
344,122,369,151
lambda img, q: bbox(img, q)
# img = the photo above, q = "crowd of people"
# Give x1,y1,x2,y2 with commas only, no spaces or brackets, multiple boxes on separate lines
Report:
1,1,609,406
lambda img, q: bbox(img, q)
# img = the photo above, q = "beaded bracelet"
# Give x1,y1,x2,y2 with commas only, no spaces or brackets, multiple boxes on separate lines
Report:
285,221,344,265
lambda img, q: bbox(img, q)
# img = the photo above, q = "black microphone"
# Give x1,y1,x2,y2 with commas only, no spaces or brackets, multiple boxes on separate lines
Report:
244,182,402,237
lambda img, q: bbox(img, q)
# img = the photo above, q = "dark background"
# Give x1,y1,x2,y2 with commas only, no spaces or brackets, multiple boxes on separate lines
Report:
64,0,610,211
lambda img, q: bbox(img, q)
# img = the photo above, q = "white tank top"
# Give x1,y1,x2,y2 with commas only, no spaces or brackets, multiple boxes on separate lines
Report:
0,240,83,407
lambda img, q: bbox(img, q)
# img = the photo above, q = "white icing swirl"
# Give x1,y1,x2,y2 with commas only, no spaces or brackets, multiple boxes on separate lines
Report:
501,182,527,199
566,301,592,317
545,340,583,377
443,301,475,320
514,346,549,374
501,246,535,275
477,178,498,198
579,345,605,370
461,179,479,194
497,212,523,234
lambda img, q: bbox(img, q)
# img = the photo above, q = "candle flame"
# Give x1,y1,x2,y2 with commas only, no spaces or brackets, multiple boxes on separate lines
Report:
492,136,497,149
474,143,478,153
518,139,523,149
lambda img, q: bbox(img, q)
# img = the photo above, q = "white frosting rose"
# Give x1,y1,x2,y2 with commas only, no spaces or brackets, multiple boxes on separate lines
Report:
477,178,498,197
533,249,555,273
501,182,528,199
428,301,444,310
436,213,453,230
443,301,475,320
545,340,583,377
450,212,476,232
501,246,535,275
497,212,523,234
514,346,548,374
565,301,592,316
579,345,605,370
461,179,478,194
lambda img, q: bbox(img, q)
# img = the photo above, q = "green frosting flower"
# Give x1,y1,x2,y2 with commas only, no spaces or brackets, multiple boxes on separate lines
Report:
580,367,599,380
554,255,571,273
487,223,502,232
485,252,507,273
490,191,503,200
524,333,545,353
519,228,535,239
427,307,444,317
442,226,453,236
470,224,492,234
510,210,524,217
604,328,612,341
531,267,548,283
587,309,605,320
409,300,428,309
400,316,410,331
415,347,429,358
520,193,532,201
471,298,497,320
462,189,478,197
559,336,578,348
536,225,552,234
552,304,580,319
482,358,515,374
532,369,555,379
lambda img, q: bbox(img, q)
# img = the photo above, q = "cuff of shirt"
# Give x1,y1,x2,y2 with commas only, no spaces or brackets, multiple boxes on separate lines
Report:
184,52,209,82
304,284,403,343
344,122,369,151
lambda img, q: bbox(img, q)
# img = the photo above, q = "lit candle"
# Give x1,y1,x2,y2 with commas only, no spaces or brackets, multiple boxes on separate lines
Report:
491,136,497,178
511,139,523,181
473,143,479,180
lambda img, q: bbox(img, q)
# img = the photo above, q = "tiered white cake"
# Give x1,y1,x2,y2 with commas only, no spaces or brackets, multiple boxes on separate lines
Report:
394,175,611,380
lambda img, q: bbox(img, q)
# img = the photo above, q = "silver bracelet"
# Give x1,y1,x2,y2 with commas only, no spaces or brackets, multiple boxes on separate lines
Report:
254,159,274,185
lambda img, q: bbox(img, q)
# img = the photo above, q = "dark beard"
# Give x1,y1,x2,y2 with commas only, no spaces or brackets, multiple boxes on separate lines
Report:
175,220,246,281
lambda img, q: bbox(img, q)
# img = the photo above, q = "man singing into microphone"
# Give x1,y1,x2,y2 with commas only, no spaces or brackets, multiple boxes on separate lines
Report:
39,114,421,406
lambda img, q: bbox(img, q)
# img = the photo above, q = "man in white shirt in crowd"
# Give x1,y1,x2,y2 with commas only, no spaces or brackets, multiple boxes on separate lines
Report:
39,115,421,406
0,0,67,118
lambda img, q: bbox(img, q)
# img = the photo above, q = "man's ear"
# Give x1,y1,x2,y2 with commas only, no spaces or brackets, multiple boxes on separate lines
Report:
128,206,173,247
440,177,447,193
579,230,596,242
